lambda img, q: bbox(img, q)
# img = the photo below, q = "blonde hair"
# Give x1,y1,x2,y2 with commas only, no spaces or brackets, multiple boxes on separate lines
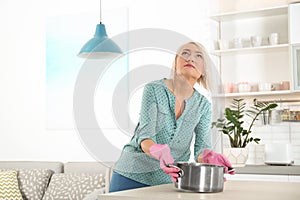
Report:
173,42,210,90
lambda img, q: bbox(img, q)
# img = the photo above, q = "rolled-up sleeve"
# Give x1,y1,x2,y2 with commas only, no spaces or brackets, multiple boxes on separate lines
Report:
194,101,212,161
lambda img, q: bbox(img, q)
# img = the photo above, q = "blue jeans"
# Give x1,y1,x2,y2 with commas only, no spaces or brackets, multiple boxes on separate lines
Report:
109,171,149,193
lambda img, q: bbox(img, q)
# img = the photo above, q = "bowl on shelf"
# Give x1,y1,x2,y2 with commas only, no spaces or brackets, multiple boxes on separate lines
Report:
218,39,229,50
251,35,262,47
238,83,251,93
233,37,243,48
258,83,272,92
224,82,234,93
268,33,279,45
271,82,281,91
250,83,259,92
280,81,290,90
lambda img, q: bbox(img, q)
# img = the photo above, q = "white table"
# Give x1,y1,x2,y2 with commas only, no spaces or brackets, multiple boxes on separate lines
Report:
99,180,300,200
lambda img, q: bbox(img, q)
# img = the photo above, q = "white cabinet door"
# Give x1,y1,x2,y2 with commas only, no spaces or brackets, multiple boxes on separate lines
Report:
291,45,300,91
289,175,300,182
289,3,300,44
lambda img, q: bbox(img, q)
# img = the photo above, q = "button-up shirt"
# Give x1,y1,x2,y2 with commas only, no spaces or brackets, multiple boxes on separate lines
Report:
114,79,212,186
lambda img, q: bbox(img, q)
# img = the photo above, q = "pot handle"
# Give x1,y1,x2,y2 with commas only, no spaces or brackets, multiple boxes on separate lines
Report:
166,164,184,178
227,167,236,173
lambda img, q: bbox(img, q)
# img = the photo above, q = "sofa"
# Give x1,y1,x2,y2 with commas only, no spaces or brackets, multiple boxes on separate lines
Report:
0,161,114,200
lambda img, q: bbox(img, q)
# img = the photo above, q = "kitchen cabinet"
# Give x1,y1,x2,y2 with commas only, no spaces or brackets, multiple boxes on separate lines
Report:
289,3,300,44
289,3,300,91
289,175,300,182
226,174,300,182
226,164,300,182
210,5,292,97
291,45,300,91
226,174,289,182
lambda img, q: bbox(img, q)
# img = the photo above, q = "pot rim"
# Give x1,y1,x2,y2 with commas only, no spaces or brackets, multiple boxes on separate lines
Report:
176,162,225,168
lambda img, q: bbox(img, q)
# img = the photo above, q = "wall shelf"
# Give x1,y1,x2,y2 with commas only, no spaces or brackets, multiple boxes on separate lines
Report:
224,90,291,97
211,44,289,56
210,4,291,96
210,5,288,22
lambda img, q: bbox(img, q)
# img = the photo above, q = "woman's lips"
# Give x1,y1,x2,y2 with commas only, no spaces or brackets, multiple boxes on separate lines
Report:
184,64,195,69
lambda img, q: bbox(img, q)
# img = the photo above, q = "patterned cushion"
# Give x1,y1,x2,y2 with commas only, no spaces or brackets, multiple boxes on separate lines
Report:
42,173,105,200
0,170,23,200
18,169,53,200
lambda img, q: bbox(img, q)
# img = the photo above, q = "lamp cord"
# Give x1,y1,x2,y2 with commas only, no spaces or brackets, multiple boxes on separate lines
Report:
100,0,102,23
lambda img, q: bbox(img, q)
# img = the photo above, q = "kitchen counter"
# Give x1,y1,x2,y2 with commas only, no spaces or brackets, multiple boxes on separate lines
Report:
236,165,300,175
99,181,300,200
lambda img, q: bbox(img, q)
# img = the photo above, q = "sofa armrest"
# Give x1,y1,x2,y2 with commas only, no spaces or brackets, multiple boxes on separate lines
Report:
104,163,114,193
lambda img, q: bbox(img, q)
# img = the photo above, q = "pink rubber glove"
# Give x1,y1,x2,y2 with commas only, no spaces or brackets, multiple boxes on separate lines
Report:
202,149,235,175
149,144,180,182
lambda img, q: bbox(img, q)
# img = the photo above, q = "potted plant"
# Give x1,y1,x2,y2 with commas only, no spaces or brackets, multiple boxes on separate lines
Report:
212,98,278,167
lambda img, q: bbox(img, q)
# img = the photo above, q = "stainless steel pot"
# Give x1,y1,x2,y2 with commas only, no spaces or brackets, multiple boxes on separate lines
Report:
169,162,225,193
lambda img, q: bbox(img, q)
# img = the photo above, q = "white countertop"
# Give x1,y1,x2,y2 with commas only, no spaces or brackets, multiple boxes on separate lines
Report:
235,165,300,175
99,181,300,200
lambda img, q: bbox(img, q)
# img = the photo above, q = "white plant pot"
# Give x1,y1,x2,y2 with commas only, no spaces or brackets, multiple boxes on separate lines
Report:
223,148,249,167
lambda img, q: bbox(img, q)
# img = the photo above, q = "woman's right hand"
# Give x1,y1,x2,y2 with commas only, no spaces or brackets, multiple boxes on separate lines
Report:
149,144,180,182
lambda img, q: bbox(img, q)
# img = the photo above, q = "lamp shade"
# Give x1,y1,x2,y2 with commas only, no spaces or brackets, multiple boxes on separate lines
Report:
78,23,122,59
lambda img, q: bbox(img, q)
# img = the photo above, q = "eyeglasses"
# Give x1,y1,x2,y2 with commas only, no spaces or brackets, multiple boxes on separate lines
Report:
179,50,203,61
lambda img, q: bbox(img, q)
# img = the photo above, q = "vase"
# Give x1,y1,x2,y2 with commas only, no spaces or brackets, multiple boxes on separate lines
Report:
223,148,249,167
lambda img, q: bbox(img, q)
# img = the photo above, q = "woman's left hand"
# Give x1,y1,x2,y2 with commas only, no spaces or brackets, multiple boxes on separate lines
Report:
201,149,235,175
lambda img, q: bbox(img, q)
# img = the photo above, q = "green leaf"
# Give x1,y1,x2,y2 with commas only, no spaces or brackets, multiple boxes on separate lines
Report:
242,130,249,136
254,138,261,144
211,98,277,148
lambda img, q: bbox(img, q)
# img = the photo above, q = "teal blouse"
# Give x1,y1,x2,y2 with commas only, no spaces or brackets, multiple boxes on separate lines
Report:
114,79,212,186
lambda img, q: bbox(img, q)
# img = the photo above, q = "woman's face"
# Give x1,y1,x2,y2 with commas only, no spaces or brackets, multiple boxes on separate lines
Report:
175,43,205,82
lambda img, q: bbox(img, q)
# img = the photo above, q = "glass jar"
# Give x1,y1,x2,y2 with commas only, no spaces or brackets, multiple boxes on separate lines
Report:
281,108,290,121
296,111,300,121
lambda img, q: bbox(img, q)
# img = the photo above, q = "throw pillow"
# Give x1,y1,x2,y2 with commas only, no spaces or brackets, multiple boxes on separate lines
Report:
18,169,53,200
0,170,23,200
42,173,105,200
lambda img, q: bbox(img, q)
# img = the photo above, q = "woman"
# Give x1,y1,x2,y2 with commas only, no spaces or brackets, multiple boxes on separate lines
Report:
109,42,234,192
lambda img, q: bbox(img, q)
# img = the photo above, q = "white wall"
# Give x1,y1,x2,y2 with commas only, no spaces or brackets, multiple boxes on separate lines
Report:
0,0,215,162
2,0,295,164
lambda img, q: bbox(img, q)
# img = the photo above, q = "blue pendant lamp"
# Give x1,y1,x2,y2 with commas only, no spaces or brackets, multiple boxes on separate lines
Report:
78,0,122,59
